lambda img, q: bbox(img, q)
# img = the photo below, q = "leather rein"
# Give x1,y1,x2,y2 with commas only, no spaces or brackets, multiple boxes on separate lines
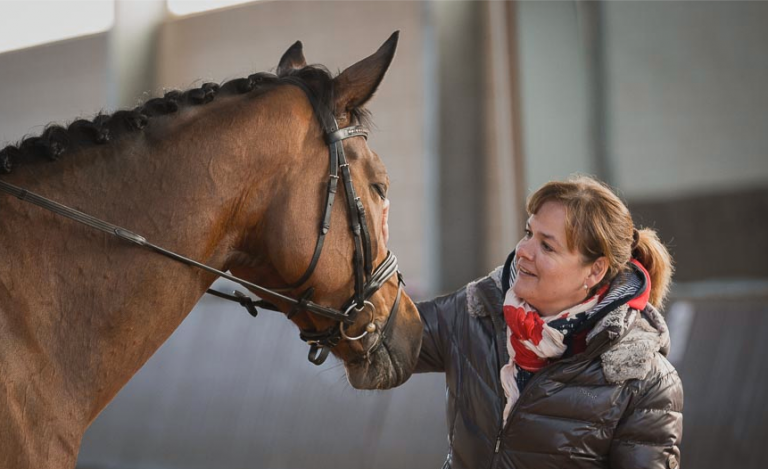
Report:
0,80,403,366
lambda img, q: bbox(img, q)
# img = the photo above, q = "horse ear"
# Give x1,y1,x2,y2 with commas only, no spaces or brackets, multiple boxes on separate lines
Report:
277,41,307,76
333,31,399,113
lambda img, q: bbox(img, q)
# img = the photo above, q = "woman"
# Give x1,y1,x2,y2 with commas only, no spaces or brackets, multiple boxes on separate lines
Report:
416,176,683,469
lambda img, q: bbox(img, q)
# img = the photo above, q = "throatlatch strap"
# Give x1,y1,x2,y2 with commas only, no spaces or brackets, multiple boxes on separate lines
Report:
205,289,278,316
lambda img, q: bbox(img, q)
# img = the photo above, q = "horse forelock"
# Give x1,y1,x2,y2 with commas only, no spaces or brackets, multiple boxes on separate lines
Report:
0,64,371,177
280,65,374,130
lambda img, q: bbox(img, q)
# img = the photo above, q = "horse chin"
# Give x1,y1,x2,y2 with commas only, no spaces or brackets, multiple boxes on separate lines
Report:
344,343,404,390
343,333,420,390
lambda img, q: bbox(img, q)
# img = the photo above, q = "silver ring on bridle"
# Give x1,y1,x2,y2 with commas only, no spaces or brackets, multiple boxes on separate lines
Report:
341,301,376,341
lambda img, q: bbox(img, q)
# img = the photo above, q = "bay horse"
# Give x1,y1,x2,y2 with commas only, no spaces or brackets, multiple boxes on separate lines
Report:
0,32,422,468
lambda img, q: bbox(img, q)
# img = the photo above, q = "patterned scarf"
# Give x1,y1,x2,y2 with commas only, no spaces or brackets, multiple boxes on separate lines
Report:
499,256,651,423
500,264,605,423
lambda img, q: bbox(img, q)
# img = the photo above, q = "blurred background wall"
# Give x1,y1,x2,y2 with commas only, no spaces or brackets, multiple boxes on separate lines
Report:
1,1,766,468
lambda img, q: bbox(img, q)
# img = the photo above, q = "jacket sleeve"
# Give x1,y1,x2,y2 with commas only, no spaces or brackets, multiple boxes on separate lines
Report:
414,289,465,374
609,358,684,469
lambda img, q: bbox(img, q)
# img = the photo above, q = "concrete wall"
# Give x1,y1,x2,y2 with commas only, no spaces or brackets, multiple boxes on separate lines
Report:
433,0,488,291
0,33,109,148
604,1,768,201
517,0,594,193
518,1,768,201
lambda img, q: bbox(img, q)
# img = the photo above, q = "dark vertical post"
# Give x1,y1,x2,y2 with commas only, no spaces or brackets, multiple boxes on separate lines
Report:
504,0,528,248
577,0,611,183
107,0,166,110
434,0,487,292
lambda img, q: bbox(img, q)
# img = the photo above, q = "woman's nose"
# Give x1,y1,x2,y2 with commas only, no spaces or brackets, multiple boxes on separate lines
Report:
516,237,532,260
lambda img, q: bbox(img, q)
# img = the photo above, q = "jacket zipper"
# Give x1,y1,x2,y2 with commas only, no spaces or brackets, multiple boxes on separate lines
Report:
488,291,510,467
487,368,550,469
488,341,614,469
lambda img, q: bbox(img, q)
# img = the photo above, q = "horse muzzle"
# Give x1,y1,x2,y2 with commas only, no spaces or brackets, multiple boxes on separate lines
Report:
343,295,422,390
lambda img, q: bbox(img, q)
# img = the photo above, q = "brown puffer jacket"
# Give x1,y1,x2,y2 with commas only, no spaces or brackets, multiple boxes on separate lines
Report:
416,261,683,469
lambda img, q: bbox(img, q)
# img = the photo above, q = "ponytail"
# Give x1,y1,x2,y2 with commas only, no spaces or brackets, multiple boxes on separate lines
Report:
633,228,674,309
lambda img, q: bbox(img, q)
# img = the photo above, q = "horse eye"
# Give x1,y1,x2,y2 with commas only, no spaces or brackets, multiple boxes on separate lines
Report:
371,184,387,200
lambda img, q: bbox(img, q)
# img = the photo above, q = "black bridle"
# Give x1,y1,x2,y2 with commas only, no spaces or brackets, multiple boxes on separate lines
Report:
0,80,404,366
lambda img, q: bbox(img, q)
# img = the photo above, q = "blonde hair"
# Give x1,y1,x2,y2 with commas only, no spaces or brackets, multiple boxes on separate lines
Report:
527,176,674,309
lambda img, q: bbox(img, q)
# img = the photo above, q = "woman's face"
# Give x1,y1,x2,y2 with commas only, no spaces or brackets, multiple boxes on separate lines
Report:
513,201,603,316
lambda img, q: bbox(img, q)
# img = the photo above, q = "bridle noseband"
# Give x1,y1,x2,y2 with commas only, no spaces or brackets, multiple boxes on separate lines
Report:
0,79,405,366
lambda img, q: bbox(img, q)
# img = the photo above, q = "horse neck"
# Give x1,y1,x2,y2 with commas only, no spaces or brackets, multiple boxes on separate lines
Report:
0,91,307,430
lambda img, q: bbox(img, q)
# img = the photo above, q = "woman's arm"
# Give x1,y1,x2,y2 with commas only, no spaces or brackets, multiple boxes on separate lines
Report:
415,266,505,374
414,289,467,374
414,296,451,373
609,358,684,469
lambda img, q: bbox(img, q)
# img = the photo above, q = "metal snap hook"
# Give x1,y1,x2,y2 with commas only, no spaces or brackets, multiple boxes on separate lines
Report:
340,300,377,341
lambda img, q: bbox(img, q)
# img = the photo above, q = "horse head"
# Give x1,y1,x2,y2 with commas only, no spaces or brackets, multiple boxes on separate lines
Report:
225,32,422,389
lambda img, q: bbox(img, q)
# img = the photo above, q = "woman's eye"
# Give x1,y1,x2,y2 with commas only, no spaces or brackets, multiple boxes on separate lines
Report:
523,229,532,239
371,184,387,200
542,242,554,252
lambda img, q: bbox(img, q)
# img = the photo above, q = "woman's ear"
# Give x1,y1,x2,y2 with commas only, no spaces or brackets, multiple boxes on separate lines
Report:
587,257,609,287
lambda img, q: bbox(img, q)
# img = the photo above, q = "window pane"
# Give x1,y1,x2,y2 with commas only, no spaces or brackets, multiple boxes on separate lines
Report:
167,0,259,16
0,0,115,54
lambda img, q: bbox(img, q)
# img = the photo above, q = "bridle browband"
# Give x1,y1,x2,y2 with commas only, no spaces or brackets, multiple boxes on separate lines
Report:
0,78,404,366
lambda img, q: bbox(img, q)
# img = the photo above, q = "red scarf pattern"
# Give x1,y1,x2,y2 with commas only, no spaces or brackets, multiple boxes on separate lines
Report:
500,286,603,422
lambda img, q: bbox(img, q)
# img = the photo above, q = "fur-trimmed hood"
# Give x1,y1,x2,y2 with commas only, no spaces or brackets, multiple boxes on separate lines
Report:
592,303,671,383
465,262,671,384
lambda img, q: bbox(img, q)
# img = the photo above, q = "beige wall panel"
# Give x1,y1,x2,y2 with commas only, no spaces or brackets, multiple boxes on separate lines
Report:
0,33,109,147
604,1,768,200
517,1,593,193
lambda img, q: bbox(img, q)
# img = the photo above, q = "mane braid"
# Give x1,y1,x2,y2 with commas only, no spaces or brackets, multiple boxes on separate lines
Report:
0,66,370,175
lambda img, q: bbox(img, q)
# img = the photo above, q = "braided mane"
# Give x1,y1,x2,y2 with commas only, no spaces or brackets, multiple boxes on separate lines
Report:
0,65,371,175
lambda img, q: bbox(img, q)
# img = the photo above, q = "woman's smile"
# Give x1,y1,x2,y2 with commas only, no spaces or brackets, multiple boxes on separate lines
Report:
517,265,537,277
